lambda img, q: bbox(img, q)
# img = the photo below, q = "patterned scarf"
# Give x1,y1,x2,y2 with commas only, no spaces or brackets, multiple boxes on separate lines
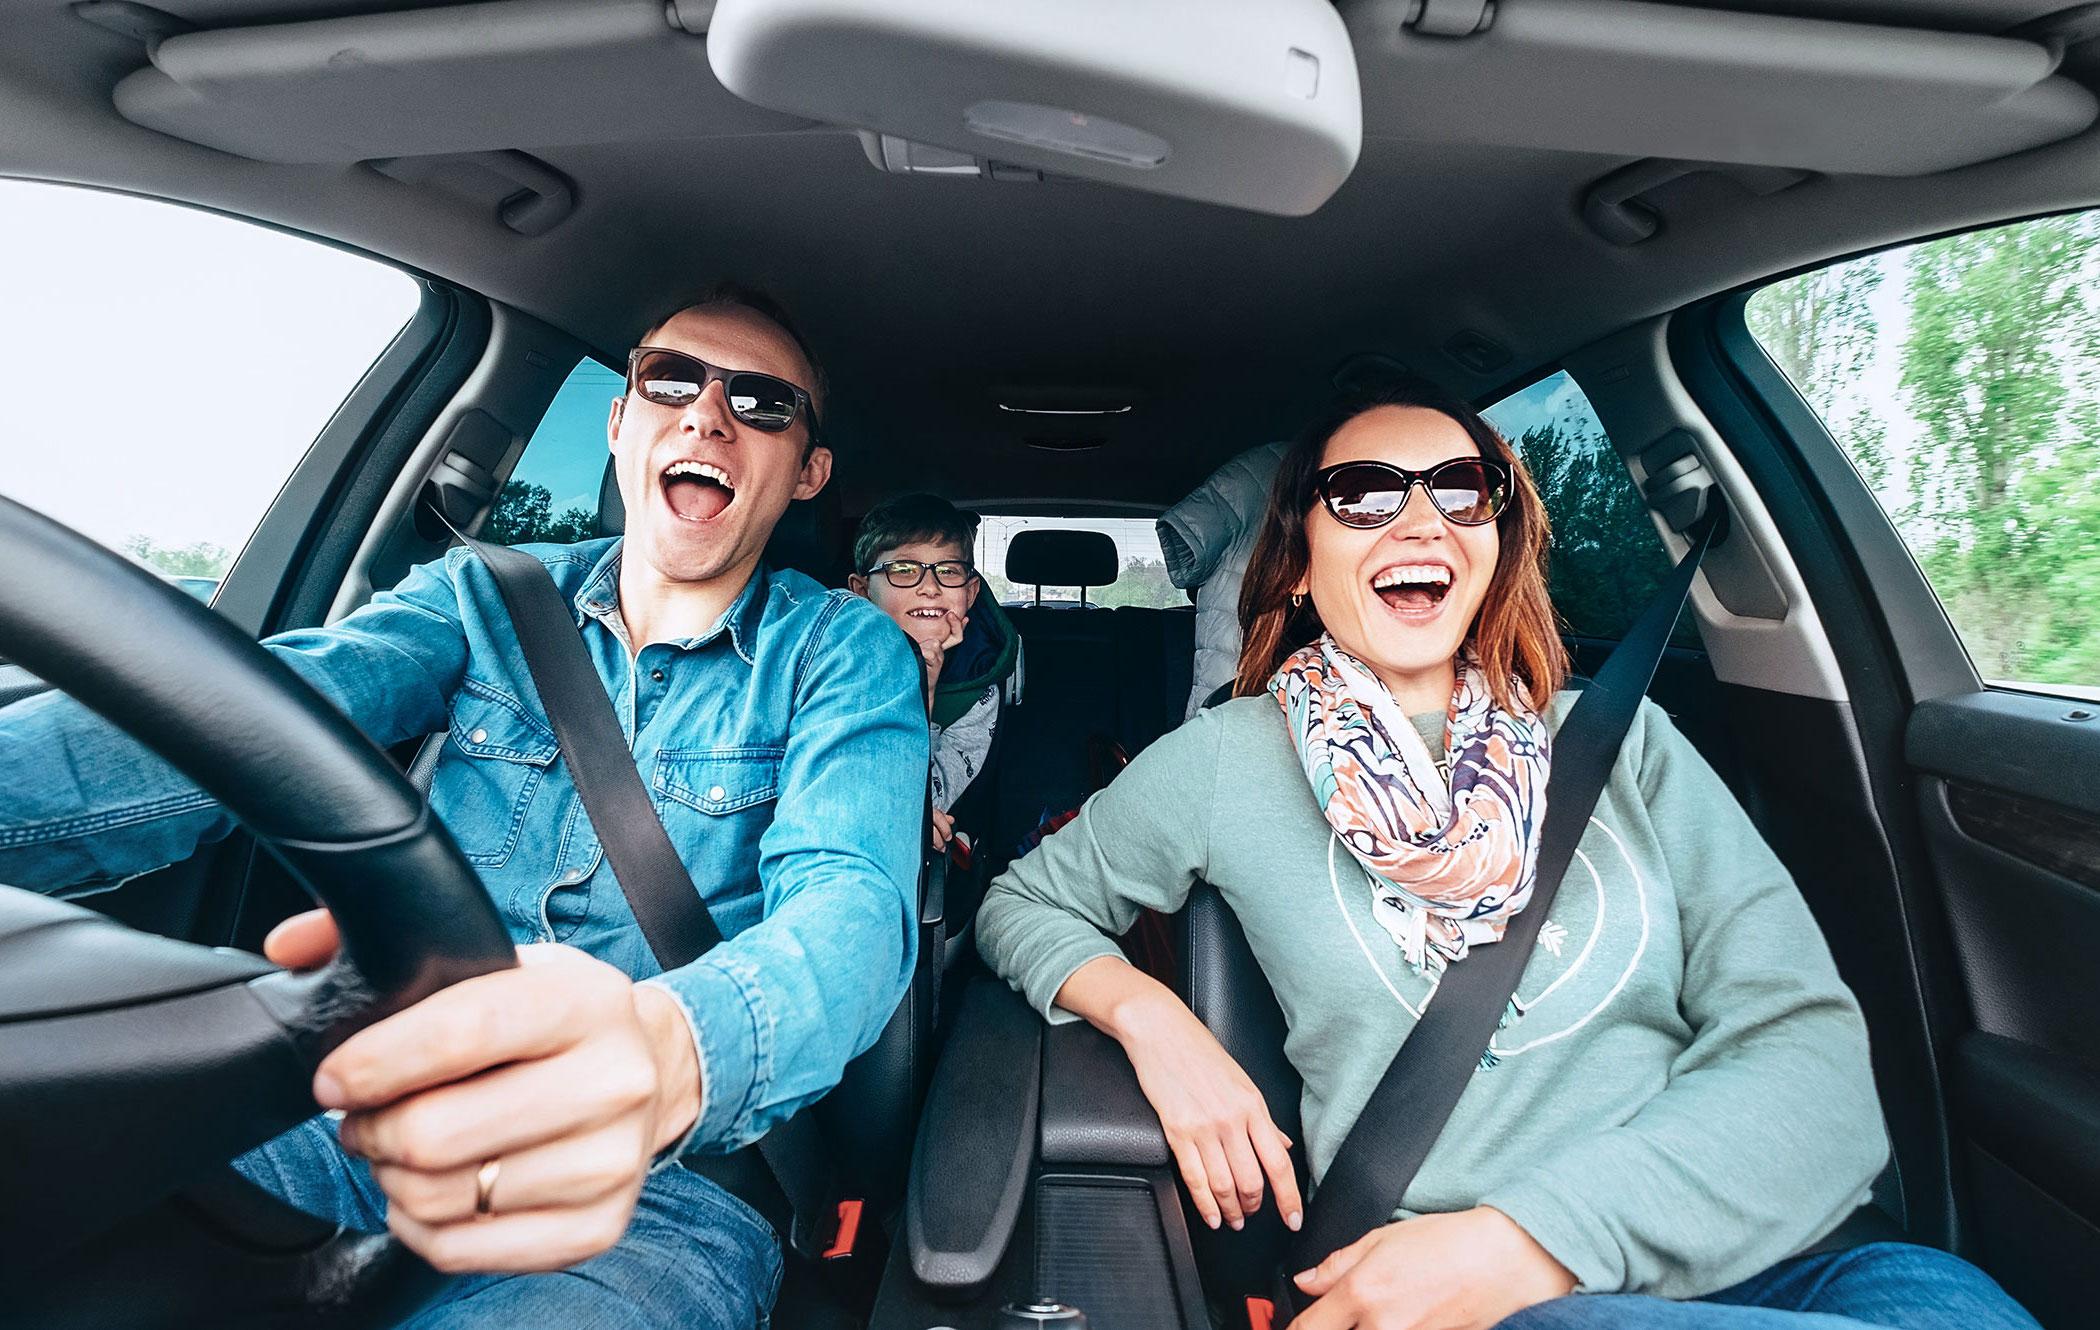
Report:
1270,635,1551,979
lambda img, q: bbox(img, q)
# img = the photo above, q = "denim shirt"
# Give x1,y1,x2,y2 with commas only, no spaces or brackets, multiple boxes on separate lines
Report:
0,538,929,1155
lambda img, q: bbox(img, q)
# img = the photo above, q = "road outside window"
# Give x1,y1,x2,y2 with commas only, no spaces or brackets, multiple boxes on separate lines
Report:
0,181,419,602
1748,212,2100,699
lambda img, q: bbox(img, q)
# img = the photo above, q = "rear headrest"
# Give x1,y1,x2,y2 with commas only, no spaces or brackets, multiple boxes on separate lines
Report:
1005,529,1118,587
593,459,843,583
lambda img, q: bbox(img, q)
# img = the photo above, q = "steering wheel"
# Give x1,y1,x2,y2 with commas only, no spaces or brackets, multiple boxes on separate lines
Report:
0,495,516,1327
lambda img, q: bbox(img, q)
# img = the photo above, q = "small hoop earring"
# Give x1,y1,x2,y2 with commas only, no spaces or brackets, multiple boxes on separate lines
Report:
1290,592,1306,609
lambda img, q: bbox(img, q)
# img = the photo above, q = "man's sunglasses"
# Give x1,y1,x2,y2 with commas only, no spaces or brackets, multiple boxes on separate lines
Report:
626,347,820,437
863,559,978,589
1314,458,1512,529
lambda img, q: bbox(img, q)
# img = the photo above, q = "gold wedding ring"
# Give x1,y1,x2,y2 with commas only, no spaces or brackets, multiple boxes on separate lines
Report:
474,1156,502,1220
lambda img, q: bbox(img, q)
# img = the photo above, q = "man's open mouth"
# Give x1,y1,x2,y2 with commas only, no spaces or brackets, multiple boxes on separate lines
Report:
1371,563,1453,614
906,607,947,620
661,460,736,523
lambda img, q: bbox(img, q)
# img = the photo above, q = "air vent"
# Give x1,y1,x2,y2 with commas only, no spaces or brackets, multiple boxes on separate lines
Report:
993,386,1144,415
999,403,1132,417
1024,437,1107,453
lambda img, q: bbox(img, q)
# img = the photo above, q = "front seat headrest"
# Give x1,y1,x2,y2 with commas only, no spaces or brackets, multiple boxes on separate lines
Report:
593,458,842,583
597,459,625,537
1004,528,1118,587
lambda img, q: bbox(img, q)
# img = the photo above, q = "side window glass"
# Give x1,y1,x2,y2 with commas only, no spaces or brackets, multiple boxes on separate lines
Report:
1747,213,2100,697
484,357,625,545
0,181,418,599
1483,372,1678,642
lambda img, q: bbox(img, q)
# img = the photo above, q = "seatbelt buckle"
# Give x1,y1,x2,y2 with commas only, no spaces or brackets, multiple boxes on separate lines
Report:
1245,1296,1277,1330
819,1197,864,1260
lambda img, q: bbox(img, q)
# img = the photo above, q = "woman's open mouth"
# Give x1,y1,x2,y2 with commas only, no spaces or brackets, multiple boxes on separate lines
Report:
660,460,736,523
1370,563,1454,619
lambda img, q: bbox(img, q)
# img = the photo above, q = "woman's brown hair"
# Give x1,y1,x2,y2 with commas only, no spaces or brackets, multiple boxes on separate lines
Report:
1233,376,1569,711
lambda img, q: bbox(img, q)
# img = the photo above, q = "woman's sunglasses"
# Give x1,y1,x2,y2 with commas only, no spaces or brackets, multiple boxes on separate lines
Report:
1314,457,1512,528
626,347,820,437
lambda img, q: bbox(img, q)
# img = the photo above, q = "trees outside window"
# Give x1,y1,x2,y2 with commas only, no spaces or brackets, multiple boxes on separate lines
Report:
1748,212,2100,695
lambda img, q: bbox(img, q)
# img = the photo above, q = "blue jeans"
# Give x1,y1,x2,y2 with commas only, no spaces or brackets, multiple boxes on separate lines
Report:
1496,1242,2040,1330
234,1117,783,1330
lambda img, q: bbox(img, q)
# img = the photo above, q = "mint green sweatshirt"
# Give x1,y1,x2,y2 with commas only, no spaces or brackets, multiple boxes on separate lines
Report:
975,693,1887,1299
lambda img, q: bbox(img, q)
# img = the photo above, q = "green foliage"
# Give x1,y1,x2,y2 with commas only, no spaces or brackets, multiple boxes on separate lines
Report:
122,535,231,579
985,555,1185,609
1092,557,1187,609
1750,211,2100,690
484,481,596,547
1899,213,2100,684
1513,420,1675,643
1747,262,1890,489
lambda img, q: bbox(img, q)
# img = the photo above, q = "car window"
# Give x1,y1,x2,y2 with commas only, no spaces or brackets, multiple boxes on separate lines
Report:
0,181,418,603
1746,212,2100,699
1483,371,1680,643
485,356,624,545
974,514,1180,608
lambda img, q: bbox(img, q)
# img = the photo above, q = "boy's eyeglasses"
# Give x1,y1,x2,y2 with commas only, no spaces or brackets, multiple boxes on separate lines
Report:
1314,457,1512,528
864,559,977,589
626,347,820,437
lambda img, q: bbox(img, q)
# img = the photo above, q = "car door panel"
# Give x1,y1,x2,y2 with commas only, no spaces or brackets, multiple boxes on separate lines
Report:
1953,1034,2100,1330
1696,288,2100,1325
1905,689,2100,1326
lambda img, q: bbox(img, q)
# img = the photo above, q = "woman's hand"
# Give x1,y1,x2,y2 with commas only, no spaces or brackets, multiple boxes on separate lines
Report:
930,806,955,851
264,909,700,1273
1290,1207,1576,1330
1106,980,1302,1233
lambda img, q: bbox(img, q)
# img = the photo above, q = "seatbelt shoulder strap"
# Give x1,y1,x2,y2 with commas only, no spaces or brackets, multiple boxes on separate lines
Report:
459,535,722,967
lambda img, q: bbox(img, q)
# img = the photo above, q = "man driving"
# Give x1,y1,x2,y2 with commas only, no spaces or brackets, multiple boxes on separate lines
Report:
0,288,927,1328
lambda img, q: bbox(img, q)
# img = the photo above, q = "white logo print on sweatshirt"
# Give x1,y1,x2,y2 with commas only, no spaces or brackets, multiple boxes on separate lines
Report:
1328,816,1652,1064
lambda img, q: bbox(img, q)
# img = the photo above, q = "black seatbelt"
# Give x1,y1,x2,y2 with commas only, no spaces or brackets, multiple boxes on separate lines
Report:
1282,510,1722,1296
455,531,846,1260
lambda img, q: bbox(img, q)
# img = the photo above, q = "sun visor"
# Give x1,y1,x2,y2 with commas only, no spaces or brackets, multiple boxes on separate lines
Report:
112,0,812,164
703,0,1363,217
1348,0,2096,176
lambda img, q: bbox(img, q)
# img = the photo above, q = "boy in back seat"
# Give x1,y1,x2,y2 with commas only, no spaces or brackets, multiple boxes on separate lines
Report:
849,494,1018,851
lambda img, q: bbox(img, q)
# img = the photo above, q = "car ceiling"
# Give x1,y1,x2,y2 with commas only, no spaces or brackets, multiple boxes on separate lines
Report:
6,0,2100,512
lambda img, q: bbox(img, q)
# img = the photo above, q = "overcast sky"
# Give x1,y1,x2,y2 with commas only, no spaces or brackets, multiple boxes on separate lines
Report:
0,180,419,560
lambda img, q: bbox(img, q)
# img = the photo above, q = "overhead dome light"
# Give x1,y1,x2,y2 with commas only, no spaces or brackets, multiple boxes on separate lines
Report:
705,0,1361,215
963,100,1169,170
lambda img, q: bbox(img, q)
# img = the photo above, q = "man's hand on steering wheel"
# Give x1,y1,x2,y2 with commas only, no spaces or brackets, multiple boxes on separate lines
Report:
265,909,703,1274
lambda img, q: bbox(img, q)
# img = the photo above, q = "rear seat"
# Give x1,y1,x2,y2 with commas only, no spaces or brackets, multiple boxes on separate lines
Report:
981,530,1123,886
1111,601,1194,753
966,529,1193,887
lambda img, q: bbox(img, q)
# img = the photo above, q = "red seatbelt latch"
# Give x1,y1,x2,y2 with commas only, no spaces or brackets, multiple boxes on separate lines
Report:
821,1198,864,1260
1246,1296,1277,1330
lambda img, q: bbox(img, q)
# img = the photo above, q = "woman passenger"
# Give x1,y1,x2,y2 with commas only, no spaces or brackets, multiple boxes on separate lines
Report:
975,379,2037,1329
